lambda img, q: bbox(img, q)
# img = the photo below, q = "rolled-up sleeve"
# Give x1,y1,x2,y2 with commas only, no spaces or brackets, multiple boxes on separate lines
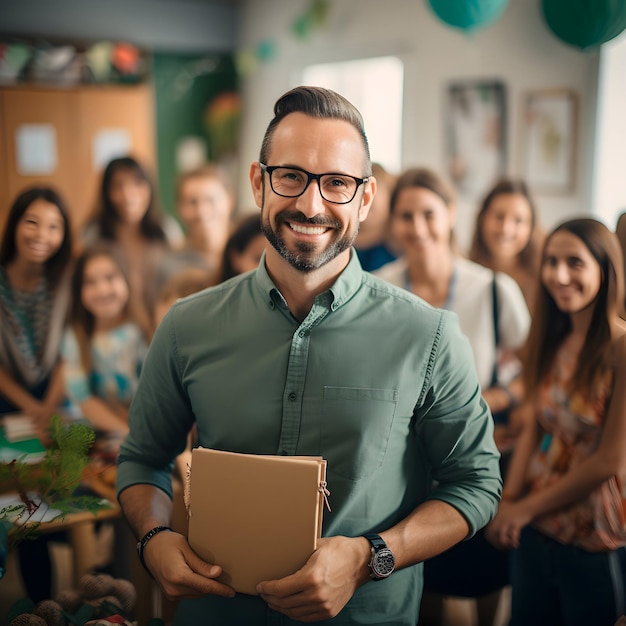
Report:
417,311,502,535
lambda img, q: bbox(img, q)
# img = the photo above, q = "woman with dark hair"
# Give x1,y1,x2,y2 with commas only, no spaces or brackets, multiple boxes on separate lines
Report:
469,178,544,311
85,156,182,338
0,186,74,603
486,218,626,625
376,167,531,626
0,186,73,434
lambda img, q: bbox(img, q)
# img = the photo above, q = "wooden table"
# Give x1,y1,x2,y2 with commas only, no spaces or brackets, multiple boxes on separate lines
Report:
1,423,120,587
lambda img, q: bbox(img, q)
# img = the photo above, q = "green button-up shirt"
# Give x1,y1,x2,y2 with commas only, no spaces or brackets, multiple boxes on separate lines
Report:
117,250,501,625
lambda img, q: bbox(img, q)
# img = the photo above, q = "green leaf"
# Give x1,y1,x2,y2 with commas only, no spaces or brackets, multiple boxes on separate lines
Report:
2,416,110,554
7,597,35,621
74,603,95,626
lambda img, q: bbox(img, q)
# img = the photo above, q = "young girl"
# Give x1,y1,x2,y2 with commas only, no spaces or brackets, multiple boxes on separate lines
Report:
0,187,73,438
486,218,626,625
85,156,181,339
62,244,147,455
469,178,544,312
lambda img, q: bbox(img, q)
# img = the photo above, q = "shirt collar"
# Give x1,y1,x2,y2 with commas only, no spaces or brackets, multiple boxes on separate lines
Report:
254,248,365,313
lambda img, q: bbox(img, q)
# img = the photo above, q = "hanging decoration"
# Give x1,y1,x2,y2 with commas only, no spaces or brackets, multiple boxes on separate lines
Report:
237,0,330,77
542,0,626,50
427,0,510,32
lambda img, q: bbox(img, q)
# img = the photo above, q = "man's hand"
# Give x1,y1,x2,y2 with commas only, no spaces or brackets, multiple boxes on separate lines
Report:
144,530,236,600
256,536,370,622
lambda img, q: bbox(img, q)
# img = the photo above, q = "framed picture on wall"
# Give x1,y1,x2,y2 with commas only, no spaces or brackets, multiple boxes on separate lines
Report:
522,89,577,194
445,80,507,198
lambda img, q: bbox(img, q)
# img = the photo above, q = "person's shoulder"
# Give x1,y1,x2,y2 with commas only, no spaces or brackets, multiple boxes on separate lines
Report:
161,214,185,249
372,257,406,285
612,319,626,351
455,256,494,283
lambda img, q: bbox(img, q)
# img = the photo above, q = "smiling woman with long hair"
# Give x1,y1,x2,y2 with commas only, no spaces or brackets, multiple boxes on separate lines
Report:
469,178,544,312
486,218,626,626
84,156,182,339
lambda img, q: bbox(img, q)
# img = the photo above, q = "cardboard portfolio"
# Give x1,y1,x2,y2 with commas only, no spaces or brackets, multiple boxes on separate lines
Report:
187,447,329,595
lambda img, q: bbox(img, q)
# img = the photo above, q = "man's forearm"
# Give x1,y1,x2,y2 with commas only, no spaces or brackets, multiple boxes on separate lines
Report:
118,483,175,539
380,499,470,570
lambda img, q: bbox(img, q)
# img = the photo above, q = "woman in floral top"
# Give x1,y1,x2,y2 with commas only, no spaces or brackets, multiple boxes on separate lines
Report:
487,218,626,625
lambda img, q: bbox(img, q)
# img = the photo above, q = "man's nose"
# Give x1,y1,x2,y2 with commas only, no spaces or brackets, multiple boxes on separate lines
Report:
295,179,326,218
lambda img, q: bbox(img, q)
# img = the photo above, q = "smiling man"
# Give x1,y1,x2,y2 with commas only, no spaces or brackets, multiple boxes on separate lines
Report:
116,86,501,625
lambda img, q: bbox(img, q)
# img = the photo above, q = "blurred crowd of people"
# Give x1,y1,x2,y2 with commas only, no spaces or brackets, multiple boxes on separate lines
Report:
1,146,625,625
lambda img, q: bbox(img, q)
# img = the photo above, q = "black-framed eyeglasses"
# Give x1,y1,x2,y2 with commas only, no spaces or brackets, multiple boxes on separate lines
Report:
260,163,369,205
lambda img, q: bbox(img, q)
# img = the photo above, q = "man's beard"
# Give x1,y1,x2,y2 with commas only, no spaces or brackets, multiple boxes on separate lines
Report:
261,208,358,273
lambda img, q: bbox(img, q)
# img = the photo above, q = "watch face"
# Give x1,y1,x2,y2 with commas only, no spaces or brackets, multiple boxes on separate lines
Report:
372,547,395,578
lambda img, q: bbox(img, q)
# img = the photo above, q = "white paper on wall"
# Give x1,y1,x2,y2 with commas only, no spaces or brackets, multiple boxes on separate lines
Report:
15,124,58,175
92,128,131,170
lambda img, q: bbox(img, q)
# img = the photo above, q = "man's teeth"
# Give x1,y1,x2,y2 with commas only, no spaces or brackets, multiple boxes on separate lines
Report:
289,223,328,235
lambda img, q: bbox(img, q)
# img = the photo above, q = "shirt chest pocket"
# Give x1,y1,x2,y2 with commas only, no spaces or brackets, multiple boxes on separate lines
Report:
322,386,398,481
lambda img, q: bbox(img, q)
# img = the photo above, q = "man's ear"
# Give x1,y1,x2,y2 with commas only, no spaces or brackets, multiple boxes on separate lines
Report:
359,176,377,223
250,162,264,208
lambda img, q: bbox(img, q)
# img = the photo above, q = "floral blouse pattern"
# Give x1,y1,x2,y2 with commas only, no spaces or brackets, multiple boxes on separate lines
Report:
526,347,626,551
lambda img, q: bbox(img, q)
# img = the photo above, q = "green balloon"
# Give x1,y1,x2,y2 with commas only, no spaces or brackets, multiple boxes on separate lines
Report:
428,0,509,32
543,0,626,49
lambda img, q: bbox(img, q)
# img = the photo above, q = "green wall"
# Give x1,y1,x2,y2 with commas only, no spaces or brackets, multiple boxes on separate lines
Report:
153,52,238,216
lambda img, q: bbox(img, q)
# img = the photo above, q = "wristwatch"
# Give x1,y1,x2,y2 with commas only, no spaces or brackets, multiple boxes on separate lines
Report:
363,532,395,580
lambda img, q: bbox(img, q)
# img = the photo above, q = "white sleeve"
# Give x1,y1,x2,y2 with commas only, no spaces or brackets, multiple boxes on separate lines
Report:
494,272,531,352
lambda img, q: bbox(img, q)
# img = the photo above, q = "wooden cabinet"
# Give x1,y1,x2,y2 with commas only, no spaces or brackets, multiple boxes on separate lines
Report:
0,84,156,237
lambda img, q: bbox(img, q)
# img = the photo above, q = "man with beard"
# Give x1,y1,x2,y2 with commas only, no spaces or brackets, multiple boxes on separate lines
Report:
116,86,501,625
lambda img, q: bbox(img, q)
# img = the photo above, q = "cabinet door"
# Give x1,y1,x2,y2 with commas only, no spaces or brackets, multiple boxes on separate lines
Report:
0,88,79,234
0,85,156,238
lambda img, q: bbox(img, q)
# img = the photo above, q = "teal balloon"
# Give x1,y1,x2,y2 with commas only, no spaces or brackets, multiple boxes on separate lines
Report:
542,0,626,50
428,0,509,32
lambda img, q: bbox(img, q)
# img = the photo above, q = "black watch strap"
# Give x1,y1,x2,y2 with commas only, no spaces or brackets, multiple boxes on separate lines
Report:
364,532,386,550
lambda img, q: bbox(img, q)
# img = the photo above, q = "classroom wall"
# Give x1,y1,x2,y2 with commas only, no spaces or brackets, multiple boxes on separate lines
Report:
0,0,238,53
0,0,608,245
236,0,600,249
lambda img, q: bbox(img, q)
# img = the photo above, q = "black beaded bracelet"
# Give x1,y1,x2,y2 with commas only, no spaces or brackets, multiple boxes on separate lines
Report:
136,525,173,573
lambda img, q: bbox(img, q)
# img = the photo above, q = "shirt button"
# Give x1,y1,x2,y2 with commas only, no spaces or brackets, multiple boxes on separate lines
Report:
288,392,296,401
298,330,305,338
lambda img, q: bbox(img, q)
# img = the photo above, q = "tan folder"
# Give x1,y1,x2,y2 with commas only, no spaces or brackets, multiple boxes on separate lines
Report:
187,447,329,595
